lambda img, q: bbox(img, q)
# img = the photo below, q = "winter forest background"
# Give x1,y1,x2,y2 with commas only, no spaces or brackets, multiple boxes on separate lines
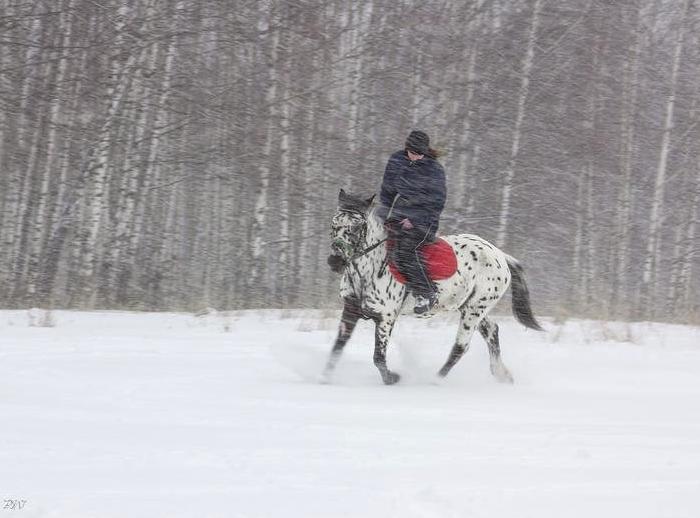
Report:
0,0,698,323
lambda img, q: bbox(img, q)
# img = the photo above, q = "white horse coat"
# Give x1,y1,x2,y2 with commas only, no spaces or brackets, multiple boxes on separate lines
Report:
325,190,542,385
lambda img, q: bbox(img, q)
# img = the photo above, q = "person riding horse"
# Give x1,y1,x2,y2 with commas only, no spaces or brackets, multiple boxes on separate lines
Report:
377,130,447,314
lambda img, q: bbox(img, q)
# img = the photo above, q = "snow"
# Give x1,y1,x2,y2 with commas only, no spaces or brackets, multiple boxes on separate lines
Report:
1,309,699,518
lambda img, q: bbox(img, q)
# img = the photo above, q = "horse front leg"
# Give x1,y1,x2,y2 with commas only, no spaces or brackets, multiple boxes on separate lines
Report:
321,298,362,383
373,317,400,385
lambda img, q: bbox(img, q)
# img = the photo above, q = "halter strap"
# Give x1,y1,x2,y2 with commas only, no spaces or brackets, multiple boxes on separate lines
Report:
336,209,387,262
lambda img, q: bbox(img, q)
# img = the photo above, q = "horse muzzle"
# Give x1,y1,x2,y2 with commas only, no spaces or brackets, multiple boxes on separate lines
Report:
327,254,346,273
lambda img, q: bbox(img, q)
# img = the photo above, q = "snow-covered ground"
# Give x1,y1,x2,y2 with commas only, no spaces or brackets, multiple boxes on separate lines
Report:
1,309,699,518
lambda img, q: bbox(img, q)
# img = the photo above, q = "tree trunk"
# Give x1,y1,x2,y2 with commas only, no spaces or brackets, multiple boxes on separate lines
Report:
641,0,689,313
611,5,642,318
27,0,75,300
77,9,141,305
249,8,279,305
495,0,541,247
1,15,43,300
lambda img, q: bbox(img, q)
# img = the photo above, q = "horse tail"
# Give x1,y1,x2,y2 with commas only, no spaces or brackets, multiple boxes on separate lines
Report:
505,255,543,331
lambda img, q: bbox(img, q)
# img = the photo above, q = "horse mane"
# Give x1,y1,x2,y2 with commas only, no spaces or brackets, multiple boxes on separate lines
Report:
338,189,373,213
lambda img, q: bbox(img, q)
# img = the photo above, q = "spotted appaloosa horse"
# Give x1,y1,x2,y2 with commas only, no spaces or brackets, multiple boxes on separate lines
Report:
323,189,543,385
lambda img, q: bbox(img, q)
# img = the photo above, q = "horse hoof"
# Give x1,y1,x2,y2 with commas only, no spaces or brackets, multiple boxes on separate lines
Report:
431,376,446,386
383,371,401,385
499,373,514,384
492,364,514,384
318,371,333,384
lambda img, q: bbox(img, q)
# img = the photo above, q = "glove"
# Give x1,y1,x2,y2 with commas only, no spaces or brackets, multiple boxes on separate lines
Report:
400,218,413,230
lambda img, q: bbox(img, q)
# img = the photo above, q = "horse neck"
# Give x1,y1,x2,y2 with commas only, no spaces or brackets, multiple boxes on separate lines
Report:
350,210,387,276
364,209,387,247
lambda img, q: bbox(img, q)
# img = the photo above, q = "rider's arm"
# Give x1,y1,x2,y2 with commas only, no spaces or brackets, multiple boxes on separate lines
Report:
378,154,401,220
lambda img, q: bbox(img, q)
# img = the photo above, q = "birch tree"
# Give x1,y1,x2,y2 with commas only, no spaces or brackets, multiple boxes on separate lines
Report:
26,0,75,299
641,0,690,311
495,0,542,247
75,7,144,304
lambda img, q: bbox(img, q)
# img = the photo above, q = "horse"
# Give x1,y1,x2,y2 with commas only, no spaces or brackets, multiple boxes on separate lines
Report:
323,189,543,385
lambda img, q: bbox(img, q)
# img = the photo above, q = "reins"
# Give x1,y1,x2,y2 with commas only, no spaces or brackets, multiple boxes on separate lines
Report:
341,193,401,263
349,236,387,261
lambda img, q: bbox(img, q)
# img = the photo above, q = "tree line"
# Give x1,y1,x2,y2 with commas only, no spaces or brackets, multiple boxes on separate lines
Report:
0,0,698,323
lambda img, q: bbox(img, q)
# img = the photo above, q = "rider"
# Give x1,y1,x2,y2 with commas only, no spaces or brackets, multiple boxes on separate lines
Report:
377,130,447,314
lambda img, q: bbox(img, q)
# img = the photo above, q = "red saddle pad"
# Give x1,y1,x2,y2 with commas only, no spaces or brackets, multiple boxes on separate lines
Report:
387,237,458,284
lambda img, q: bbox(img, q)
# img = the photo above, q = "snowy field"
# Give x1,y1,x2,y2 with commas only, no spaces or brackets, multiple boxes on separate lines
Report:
1,309,699,518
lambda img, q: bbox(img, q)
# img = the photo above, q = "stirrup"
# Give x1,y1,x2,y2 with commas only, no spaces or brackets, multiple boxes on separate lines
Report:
414,292,437,315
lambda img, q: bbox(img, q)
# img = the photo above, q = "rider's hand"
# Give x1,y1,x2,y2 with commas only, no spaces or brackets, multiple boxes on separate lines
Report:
400,218,413,230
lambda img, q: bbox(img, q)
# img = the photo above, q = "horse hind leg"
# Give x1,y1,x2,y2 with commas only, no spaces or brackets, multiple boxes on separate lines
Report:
478,317,514,384
438,308,481,378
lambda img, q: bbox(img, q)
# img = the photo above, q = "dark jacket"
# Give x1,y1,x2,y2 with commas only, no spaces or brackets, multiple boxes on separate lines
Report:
377,150,447,233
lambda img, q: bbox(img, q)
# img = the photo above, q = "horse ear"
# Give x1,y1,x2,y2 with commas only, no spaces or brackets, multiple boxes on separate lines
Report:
363,194,376,210
339,188,348,203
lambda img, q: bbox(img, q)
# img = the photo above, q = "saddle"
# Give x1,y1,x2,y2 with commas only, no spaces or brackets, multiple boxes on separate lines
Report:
386,237,458,284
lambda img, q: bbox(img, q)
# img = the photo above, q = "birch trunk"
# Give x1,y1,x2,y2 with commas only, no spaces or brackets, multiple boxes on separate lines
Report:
249,7,278,303
298,104,317,303
679,172,699,315
346,2,371,154
10,108,46,299
26,0,75,299
454,11,480,220
611,7,642,317
127,34,178,304
43,12,97,302
495,0,541,247
583,164,596,314
641,0,689,310
1,16,42,295
277,87,291,304
0,1,9,204
104,44,156,303
571,169,585,312
666,218,686,312
77,9,140,303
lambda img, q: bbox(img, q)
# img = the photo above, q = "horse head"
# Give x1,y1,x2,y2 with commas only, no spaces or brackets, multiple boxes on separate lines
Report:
327,189,376,273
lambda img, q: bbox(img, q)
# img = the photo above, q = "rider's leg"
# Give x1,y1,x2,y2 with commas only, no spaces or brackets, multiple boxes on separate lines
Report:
395,226,436,306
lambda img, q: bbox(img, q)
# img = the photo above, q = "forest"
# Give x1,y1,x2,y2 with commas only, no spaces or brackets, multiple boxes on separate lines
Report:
0,0,698,323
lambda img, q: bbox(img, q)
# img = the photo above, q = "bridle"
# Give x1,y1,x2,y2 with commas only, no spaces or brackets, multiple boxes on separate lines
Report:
333,209,388,264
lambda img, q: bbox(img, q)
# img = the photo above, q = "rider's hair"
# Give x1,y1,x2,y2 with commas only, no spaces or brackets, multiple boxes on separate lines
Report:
426,147,443,159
